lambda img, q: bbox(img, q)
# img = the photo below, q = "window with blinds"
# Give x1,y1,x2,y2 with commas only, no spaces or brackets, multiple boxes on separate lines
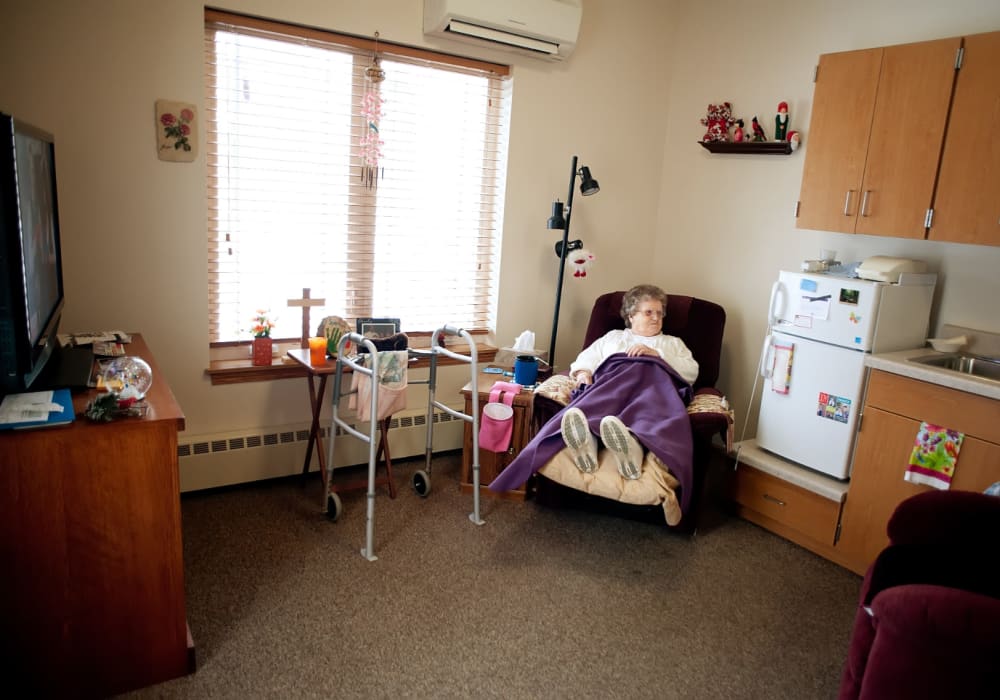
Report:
204,12,511,343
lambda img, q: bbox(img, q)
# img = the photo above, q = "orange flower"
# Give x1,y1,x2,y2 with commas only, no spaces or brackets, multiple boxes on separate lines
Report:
250,309,276,338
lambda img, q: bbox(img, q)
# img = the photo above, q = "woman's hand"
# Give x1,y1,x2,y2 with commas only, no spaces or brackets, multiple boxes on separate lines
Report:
572,369,593,387
626,344,659,358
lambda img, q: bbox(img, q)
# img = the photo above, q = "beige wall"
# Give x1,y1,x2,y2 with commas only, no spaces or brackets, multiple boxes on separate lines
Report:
2,0,998,482
654,0,1000,437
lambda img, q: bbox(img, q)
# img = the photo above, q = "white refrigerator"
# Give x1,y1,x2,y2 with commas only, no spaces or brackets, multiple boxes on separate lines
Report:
756,269,936,479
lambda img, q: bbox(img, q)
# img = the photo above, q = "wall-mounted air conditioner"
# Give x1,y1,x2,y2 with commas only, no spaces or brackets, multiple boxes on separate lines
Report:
423,0,582,62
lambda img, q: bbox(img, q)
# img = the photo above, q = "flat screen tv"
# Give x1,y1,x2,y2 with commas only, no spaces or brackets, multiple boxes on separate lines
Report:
0,112,66,396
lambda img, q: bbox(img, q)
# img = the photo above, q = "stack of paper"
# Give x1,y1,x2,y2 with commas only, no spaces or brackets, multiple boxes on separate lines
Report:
0,389,75,430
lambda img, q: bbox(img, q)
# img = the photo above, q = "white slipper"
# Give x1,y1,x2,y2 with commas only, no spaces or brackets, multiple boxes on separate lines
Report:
560,407,598,473
600,415,644,480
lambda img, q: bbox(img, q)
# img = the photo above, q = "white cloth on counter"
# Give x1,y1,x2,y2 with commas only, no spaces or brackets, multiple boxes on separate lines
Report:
350,351,409,421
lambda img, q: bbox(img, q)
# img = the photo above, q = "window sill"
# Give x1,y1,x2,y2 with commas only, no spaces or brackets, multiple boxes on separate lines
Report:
205,343,498,386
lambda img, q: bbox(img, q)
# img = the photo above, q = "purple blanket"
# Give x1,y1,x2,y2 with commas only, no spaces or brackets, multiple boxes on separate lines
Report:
488,354,695,515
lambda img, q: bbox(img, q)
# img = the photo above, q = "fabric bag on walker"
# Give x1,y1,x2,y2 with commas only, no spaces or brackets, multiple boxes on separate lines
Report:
350,351,409,421
478,381,521,453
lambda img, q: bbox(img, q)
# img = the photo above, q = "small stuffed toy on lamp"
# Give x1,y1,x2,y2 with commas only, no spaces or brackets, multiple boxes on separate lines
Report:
568,248,595,277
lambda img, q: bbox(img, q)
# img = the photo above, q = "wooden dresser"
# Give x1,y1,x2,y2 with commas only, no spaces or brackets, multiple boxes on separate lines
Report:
0,334,193,696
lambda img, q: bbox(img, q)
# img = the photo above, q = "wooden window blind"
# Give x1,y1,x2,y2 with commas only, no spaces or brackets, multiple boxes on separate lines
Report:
204,10,511,342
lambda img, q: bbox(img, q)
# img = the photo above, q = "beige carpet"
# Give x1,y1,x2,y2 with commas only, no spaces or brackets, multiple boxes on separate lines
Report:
125,452,861,699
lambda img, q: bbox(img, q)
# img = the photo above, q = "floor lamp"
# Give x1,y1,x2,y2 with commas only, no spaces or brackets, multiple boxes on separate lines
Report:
546,155,600,368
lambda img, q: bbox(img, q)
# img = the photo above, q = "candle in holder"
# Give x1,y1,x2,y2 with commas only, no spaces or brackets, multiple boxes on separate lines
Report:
308,336,327,365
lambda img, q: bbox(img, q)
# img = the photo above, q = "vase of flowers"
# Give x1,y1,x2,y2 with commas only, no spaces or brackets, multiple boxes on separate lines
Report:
250,309,275,366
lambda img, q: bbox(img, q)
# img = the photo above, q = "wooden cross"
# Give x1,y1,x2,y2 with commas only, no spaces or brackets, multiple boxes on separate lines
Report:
287,287,326,349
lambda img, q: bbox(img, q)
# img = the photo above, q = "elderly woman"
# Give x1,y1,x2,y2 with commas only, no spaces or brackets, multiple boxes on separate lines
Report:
561,284,697,479
568,284,697,386
490,284,698,512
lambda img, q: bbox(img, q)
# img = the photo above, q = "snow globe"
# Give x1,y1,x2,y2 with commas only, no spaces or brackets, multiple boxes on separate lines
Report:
101,356,153,401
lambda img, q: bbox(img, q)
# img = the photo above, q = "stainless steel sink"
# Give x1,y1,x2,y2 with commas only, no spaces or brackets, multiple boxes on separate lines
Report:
910,353,1000,382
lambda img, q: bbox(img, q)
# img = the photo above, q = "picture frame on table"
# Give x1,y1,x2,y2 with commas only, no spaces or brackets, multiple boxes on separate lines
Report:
356,317,400,340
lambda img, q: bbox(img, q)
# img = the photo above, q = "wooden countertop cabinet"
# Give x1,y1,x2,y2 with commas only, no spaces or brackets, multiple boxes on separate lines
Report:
730,465,843,551
836,369,1000,574
0,334,193,696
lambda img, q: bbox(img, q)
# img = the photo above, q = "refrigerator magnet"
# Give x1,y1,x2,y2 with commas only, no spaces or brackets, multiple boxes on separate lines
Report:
839,288,859,304
798,295,831,320
817,392,851,424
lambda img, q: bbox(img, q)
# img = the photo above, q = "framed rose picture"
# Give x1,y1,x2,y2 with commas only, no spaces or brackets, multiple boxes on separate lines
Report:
155,99,198,162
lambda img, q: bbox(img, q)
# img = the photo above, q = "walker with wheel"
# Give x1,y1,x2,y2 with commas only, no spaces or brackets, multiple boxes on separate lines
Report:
324,324,484,561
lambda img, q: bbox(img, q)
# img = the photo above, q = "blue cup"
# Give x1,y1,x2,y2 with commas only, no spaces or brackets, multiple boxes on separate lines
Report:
513,355,539,385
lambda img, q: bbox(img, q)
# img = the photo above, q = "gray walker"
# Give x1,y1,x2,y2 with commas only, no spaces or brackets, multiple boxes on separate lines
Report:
325,325,483,561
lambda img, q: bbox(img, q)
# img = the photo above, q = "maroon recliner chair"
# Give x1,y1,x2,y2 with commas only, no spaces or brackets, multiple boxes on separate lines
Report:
531,290,729,532
839,489,1000,699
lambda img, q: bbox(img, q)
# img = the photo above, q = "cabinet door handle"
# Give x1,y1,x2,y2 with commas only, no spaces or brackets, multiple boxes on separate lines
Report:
860,190,872,217
843,190,855,216
762,493,786,507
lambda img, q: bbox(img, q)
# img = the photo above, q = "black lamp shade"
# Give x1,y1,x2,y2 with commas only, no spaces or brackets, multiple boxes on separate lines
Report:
578,166,600,196
546,200,566,229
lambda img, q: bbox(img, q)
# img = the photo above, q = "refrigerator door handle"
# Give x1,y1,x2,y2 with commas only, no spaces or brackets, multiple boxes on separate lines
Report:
767,280,785,328
760,333,775,378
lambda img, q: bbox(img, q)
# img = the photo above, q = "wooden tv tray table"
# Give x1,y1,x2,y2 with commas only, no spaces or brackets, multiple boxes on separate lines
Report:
285,347,397,497
460,370,535,501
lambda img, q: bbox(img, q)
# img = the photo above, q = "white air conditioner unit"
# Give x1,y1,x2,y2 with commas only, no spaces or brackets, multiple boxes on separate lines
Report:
423,0,582,62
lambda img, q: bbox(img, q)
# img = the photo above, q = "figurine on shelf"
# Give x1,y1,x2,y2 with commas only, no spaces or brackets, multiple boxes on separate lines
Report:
787,130,801,151
775,101,790,141
733,118,746,142
700,102,736,142
751,116,767,142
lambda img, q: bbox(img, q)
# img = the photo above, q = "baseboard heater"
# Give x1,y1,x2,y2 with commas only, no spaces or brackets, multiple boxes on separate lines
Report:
177,405,465,492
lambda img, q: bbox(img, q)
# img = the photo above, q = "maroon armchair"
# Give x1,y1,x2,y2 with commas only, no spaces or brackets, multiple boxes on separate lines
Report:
532,291,728,532
839,489,1000,699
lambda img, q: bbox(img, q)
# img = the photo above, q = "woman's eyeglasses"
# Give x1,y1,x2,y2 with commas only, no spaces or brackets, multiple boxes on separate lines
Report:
636,309,664,319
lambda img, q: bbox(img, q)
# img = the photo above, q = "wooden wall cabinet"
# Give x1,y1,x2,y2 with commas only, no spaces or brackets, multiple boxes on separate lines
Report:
928,31,1000,246
0,335,193,696
835,370,1000,574
797,38,960,239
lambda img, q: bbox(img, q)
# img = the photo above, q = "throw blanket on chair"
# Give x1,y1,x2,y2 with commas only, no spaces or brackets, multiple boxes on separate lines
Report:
489,354,695,514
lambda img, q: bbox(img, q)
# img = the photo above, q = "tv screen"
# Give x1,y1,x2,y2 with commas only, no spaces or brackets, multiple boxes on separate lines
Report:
0,112,66,395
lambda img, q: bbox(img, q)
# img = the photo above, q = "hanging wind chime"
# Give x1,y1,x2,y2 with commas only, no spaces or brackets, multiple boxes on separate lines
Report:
359,31,385,190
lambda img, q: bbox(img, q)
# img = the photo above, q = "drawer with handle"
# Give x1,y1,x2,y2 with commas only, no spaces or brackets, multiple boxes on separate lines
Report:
731,464,842,545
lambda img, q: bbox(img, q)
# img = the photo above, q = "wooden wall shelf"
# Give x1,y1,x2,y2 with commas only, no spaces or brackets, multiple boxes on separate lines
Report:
699,141,793,155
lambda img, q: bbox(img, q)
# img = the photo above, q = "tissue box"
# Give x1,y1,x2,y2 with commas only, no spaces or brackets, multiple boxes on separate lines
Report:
493,347,549,369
